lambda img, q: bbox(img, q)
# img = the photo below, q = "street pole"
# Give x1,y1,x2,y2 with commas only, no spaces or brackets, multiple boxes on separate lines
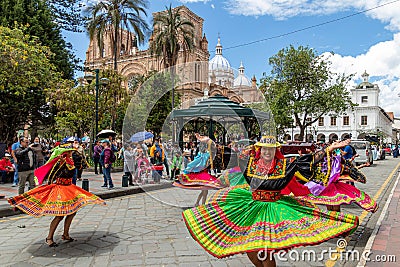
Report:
95,69,99,139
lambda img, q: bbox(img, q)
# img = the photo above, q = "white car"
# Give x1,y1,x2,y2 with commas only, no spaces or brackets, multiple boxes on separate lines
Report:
352,140,374,166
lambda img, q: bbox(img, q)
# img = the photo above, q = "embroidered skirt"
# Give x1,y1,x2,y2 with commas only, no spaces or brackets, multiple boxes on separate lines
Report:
299,181,378,212
8,178,106,217
183,186,359,258
173,170,223,190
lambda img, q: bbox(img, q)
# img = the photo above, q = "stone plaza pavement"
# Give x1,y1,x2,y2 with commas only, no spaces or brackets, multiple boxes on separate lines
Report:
0,158,399,266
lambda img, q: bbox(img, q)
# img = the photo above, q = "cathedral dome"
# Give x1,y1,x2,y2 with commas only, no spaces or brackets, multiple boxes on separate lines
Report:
209,38,231,71
233,62,251,87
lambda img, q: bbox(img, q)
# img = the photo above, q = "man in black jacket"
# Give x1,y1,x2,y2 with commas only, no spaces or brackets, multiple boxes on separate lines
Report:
15,137,36,194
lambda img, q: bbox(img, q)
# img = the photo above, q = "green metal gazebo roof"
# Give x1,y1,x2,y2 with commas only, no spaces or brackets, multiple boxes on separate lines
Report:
170,95,270,120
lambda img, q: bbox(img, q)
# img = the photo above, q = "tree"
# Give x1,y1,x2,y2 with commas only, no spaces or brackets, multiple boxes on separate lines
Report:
123,71,180,140
149,4,194,109
85,0,149,70
260,45,355,141
0,26,63,144
51,70,128,135
0,0,77,79
47,0,85,32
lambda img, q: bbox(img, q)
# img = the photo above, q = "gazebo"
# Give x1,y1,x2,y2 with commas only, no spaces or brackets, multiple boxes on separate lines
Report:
170,95,271,147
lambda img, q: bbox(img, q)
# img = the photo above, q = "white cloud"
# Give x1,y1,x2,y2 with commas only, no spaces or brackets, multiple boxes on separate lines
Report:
325,32,400,116
211,4,215,9
222,0,400,116
224,0,400,30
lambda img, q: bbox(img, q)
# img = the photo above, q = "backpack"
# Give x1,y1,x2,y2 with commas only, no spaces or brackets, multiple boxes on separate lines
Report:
109,151,116,163
350,145,357,156
100,148,116,165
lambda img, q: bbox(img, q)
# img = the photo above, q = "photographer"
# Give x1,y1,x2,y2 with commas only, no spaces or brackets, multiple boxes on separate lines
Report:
15,137,36,194
30,137,47,168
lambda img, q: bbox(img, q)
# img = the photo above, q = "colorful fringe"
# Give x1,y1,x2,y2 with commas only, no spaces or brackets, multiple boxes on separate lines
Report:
298,182,378,212
8,184,106,217
172,182,219,191
183,186,359,258
174,170,223,190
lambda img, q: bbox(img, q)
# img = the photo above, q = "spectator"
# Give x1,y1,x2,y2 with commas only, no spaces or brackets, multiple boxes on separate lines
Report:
0,153,14,184
183,143,191,169
72,139,86,185
150,150,163,182
100,140,115,189
393,145,399,158
30,137,47,168
139,141,149,157
93,140,103,175
123,144,135,185
159,138,170,179
108,135,118,152
15,137,36,194
11,137,20,187
170,151,183,180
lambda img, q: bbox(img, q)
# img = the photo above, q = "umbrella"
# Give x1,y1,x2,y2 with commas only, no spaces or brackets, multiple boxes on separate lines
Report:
62,136,75,143
96,129,116,139
130,131,154,142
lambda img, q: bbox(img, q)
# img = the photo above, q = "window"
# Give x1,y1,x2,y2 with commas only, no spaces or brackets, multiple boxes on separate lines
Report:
330,117,336,126
306,117,312,124
361,96,368,103
343,116,349,126
195,62,201,82
361,116,368,125
318,117,324,126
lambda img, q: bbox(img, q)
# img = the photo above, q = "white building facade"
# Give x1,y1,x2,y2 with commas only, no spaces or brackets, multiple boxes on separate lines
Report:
286,71,393,143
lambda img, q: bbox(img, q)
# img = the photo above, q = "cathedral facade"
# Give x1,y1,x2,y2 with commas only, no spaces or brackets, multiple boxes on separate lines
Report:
84,6,262,107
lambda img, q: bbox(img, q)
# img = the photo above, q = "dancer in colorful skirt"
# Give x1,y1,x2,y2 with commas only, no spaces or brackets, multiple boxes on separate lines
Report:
287,143,377,213
8,147,106,247
173,133,222,206
183,136,359,266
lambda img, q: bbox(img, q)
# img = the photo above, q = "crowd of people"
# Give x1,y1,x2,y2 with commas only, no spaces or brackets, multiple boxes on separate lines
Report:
0,132,383,266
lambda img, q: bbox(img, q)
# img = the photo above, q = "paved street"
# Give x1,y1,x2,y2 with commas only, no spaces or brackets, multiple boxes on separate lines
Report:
0,157,399,266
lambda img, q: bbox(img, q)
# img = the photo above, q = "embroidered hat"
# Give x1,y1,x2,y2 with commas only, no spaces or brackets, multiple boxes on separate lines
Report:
254,136,281,148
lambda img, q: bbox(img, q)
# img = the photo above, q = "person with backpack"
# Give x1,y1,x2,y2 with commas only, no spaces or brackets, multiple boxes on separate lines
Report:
340,135,357,186
99,139,115,189
15,137,36,194
93,140,103,175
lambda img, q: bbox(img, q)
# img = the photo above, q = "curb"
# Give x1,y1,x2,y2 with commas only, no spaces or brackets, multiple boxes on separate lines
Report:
0,182,173,218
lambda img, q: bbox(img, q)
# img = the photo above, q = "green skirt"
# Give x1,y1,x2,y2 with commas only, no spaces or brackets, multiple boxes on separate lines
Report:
183,186,359,258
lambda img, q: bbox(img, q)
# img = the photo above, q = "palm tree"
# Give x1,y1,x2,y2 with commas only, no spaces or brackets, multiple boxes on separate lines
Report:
85,0,150,70
149,5,195,109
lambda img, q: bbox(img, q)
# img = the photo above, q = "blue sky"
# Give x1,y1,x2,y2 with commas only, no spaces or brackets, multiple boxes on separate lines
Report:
66,0,400,115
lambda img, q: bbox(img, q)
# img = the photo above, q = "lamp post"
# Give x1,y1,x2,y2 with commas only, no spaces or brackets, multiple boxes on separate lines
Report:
84,69,109,140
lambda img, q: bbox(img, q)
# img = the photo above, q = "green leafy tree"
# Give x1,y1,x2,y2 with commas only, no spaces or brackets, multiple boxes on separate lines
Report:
85,0,149,70
0,26,63,143
47,0,85,32
123,71,180,140
0,0,77,79
52,70,128,136
260,45,355,141
149,4,194,109
99,69,128,131
50,80,95,137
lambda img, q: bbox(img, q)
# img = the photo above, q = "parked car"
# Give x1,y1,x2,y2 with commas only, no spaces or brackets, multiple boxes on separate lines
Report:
351,140,373,166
